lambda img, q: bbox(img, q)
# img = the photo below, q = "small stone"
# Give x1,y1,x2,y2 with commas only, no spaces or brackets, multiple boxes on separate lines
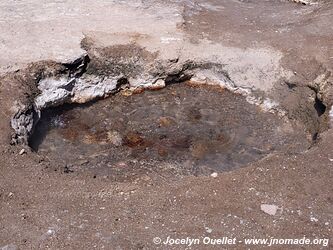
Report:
211,172,218,178
147,79,165,90
8,192,14,198
77,159,89,165
261,204,278,216
291,0,313,5
63,165,74,174
310,216,318,222
205,226,213,233
116,162,127,168
19,149,25,155
46,229,55,236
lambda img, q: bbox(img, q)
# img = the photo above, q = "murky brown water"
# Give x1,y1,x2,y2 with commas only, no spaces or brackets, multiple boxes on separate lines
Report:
30,83,310,181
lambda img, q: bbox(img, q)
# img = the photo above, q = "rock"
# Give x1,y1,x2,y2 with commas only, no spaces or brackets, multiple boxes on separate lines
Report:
260,204,278,215
63,165,74,174
151,79,166,89
310,216,319,222
72,77,118,103
38,77,75,91
77,159,89,165
35,88,71,109
46,228,56,236
19,149,25,155
211,172,218,178
204,226,213,233
291,0,315,5
10,104,35,144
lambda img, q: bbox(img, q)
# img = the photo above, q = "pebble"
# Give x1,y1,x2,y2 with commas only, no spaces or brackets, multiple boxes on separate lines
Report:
310,216,318,222
211,172,218,178
205,226,213,233
46,229,55,236
19,149,25,155
260,204,278,216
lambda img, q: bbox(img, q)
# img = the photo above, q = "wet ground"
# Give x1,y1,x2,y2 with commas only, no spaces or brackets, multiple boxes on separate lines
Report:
30,83,310,181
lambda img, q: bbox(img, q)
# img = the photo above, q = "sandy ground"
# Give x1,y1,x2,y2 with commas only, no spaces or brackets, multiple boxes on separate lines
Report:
0,0,332,249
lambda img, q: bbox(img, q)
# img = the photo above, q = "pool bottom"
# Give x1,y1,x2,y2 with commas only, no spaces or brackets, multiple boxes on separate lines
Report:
29,83,310,181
